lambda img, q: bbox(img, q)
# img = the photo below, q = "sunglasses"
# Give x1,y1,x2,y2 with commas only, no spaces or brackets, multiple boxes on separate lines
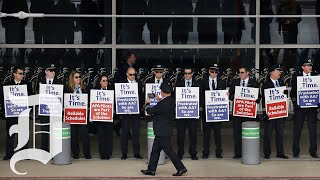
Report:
210,71,218,74
184,72,193,75
155,71,163,74
74,76,81,79
101,80,108,82
239,72,246,74
16,72,24,75
48,70,55,72
128,74,136,76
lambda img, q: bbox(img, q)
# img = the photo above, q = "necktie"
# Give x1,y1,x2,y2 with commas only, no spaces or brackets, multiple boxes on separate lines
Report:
212,80,215,90
49,80,52,84
307,74,309,76
16,82,19,85
242,80,245,87
75,87,80,94
102,88,106,90
187,81,190,87
275,80,280,87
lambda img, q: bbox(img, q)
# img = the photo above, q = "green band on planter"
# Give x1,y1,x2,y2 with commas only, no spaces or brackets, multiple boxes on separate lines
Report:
242,128,259,139
147,127,155,139
53,128,71,139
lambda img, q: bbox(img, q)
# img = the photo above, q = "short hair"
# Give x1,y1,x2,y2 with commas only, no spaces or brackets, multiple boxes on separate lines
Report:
184,67,193,73
239,65,250,72
13,67,24,74
126,51,137,61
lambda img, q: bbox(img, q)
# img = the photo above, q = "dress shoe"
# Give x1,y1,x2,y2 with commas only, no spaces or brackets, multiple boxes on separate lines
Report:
178,155,183,160
141,170,155,176
293,154,299,158
264,155,270,159
216,154,222,159
233,155,242,159
276,155,289,159
134,154,143,159
311,154,319,158
191,156,198,160
121,154,127,160
3,155,12,160
202,154,209,159
85,155,92,159
73,155,79,159
173,168,187,176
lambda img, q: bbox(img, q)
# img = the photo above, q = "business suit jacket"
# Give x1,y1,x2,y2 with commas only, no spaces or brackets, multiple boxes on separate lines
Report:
200,76,226,108
261,77,286,110
146,96,175,136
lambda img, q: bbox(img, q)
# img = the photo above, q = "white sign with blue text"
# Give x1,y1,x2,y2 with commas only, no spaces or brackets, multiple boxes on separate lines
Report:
297,76,320,108
175,87,199,119
205,90,229,122
115,83,140,114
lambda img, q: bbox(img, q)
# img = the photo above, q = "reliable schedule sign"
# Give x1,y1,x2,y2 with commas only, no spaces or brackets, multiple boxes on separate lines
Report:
64,93,88,124
264,86,288,120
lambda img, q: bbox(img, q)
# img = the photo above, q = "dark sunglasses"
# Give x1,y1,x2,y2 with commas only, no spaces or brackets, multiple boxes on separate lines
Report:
48,70,55,72
210,71,218,74
101,80,108,82
74,76,81,79
184,72,193,75
16,72,24,75
155,71,163,74
239,71,246,74
128,74,136,76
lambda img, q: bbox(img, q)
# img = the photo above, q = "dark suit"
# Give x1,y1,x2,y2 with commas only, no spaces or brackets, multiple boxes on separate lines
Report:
172,0,193,44
93,86,113,159
118,79,143,156
290,71,318,156
38,77,63,152
229,78,260,157
64,86,91,157
261,77,286,157
146,96,186,172
200,76,226,157
1,80,32,158
175,78,199,158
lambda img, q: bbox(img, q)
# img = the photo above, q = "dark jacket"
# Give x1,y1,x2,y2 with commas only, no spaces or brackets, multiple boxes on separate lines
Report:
38,77,63,90
145,77,171,84
30,0,54,32
199,76,226,110
221,0,246,33
122,0,147,32
1,0,29,43
261,77,286,109
228,78,260,101
277,0,301,34
172,0,193,33
114,62,137,83
195,0,220,33
146,0,172,32
146,96,175,136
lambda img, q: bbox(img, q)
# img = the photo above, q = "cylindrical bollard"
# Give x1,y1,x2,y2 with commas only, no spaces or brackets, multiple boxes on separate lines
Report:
241,121,260,165
52,122,71,165
147,121,165,165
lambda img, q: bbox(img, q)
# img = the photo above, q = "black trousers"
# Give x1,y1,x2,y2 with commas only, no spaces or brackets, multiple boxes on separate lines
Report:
150,31,168,44
292,108,317,155
71,124,91,156
198,32,217,44
233,117,255,157
148,136,186,172
224,30,242,44
176,119,197,157
97,122,113,158
202,121,222,156
5,118,28,157
172,32,189,44
121,115,140,155
39,116,50,152
263,118,285,156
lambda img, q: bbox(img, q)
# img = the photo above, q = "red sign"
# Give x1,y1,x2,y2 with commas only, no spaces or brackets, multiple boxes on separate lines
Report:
233,98,257,118
266,101,287,120
64,108,87,124
90,103,113,122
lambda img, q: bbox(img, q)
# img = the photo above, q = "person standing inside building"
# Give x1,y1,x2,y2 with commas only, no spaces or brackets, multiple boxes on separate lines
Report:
1,67,32,160
175,67,199,160
94,74,114,160
172,0,193,44
195,0,220,44
119,67,143,160
200,64,226,159
262,64,289,159
64,70,91,159
38,64,63,152
229,65,260,159
290,59,319,158
141,82,187,176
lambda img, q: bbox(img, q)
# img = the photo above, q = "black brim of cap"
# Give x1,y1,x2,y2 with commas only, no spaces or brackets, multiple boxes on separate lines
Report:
303,63,313,66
